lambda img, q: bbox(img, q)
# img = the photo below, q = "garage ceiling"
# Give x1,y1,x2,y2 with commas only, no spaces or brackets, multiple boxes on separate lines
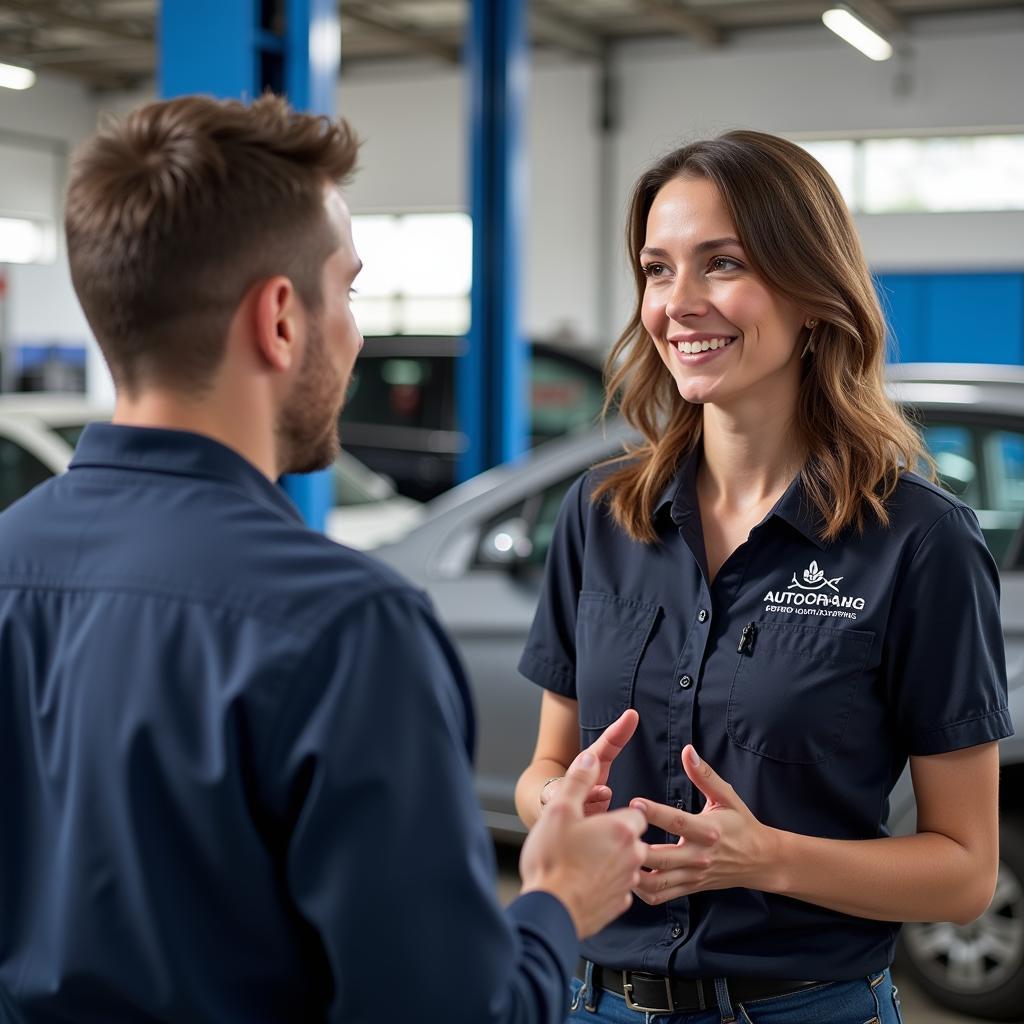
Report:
0,0,1019,91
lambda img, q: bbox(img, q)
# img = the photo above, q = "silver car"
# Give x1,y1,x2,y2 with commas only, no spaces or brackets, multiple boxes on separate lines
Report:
377,364,1024,1021
0,393,423,550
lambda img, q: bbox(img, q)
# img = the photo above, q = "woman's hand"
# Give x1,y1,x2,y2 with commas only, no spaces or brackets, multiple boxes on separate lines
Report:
629,745,780,903
540,709,639,817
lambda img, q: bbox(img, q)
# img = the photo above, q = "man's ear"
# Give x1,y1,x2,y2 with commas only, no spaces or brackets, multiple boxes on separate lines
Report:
253,276,301,373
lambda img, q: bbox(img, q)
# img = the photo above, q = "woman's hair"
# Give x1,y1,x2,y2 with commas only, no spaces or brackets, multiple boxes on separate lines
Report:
593,129,932,544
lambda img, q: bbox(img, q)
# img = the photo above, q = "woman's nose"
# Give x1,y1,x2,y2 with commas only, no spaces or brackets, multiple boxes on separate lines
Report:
665,275,709,324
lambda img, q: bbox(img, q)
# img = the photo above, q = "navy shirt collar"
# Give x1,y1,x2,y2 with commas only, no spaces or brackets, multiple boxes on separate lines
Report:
70,423,304,524
653,444,826,550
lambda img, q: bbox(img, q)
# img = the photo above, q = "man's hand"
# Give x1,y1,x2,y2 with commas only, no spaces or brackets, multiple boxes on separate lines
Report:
539,709,639,816
520,746,647,938
628,746,778,905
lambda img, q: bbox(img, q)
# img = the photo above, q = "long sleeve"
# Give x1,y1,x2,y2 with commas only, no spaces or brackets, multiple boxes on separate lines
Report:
265,587,578,1024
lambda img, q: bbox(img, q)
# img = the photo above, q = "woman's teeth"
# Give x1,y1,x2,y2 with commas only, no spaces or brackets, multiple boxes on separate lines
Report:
677,336,735,355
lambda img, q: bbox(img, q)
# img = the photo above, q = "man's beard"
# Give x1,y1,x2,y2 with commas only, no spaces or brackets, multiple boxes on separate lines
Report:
276,317,344,476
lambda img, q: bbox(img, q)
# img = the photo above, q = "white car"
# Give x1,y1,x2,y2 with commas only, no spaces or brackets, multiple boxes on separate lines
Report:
0,393,422,550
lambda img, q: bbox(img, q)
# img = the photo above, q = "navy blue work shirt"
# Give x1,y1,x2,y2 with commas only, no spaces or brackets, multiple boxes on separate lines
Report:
519,446,1013,981
0,424,576,1024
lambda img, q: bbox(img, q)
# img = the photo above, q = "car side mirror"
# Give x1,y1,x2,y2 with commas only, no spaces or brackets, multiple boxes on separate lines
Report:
479,517,534,567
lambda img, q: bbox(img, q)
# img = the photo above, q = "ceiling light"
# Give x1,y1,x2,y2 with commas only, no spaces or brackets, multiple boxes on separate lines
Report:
822,7,893,62
0,62,36,90
0,218,45,264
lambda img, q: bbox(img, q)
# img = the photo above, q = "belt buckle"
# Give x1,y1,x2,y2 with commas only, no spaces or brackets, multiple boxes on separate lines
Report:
621,971,676,1014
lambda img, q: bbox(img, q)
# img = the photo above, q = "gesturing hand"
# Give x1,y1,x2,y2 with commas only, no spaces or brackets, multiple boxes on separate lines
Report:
521,746,648,938
629,746,779,905
540,708,639,816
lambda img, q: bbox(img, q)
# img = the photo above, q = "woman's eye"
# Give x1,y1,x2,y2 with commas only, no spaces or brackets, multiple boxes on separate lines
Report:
642,262,668,278
709,256,741,272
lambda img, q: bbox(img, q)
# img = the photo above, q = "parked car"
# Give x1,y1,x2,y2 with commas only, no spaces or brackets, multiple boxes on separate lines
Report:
340,335,606,500
376,363,1024,1021
0,394,422,550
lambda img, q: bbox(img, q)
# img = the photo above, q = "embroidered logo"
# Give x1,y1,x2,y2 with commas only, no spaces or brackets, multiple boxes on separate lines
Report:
789,560,843,593
763,560,866,620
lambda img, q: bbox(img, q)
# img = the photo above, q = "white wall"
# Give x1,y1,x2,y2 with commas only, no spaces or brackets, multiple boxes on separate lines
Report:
337,13,1024,350
0,73,97,354
606,13,1024,339
339,58,603,346
3,10,1023,377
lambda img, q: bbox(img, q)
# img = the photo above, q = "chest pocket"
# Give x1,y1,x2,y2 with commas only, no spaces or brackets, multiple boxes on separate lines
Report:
727,621,874,765
575,591,659,731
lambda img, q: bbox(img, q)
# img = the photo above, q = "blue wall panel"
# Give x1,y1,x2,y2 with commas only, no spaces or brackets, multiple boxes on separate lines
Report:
924,274,1023,364
877,272,1024,366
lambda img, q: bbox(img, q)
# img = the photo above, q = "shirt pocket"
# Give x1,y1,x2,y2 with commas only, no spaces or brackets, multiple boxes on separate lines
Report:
727,621,874,765
575,591,660,730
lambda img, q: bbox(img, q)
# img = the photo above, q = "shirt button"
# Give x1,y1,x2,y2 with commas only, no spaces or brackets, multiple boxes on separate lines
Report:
698,609,708,623
671,924,682,938
679,674,692,689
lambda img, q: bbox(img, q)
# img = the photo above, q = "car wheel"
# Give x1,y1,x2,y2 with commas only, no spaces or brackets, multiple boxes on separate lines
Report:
898,816,1024,1021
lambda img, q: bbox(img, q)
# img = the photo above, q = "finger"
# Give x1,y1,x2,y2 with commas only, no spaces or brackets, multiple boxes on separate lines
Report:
605,806,648,838
548,748,599,809
629,799,717,844
681,746,736,808
587,709,639,768
633,877,699,906
633,866,705,898
642,843,711,872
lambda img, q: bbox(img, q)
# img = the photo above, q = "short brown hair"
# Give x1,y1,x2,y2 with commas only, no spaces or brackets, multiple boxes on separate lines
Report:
595,130,932,543
65,93,359,394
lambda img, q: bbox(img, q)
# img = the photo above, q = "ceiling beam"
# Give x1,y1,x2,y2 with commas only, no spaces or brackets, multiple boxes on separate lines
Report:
636,0,723,47
531,7,604,59
15,42,153,66
849,0,906,35
0,0,153,42
341,3,460,64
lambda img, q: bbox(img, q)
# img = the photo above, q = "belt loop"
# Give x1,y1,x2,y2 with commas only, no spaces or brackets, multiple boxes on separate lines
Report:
714,978,736,1023
583,959,598,1013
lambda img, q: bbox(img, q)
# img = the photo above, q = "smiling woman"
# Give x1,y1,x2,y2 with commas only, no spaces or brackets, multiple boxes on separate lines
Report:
514,130,1013,1024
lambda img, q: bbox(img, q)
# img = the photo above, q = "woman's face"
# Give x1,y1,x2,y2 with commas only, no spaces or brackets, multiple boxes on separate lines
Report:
640,175,808,410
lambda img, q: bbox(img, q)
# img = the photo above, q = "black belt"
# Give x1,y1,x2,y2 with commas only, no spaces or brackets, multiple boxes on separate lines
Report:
575,959,823,1014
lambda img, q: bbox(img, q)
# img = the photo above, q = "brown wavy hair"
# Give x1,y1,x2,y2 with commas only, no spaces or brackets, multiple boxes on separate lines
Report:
593,130,932,544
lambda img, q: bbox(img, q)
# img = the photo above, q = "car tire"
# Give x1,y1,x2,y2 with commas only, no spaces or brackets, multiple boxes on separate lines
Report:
898,816,1024,1021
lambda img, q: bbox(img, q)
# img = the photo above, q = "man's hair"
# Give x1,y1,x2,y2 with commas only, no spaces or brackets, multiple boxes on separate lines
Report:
65,93,359,394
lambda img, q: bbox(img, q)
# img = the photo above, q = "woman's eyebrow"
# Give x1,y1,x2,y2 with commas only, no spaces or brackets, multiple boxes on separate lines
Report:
639,237,744,259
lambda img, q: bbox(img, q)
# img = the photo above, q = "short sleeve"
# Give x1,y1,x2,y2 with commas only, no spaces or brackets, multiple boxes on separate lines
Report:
517,474,588,699
882,504,1014,756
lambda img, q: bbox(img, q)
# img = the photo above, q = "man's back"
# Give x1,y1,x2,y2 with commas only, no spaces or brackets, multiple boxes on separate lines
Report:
0,424,576,1023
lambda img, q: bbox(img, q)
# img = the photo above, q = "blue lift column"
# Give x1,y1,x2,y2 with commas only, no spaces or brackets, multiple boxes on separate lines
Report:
160,0,340,532
460,0,529,482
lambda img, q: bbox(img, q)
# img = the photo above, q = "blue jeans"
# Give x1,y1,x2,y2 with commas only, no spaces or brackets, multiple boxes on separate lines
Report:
568,967,904,1024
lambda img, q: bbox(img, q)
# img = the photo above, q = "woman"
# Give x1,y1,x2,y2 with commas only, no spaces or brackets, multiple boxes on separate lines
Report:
515,131,1012,1024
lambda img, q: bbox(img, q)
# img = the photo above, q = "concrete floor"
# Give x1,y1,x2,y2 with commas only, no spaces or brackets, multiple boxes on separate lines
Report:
493,843,988,1024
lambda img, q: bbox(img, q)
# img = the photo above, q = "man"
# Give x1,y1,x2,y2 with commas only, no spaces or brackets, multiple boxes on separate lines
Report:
0,95,646,1023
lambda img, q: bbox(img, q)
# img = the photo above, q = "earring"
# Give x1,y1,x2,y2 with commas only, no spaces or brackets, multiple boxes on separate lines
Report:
802,320,818,358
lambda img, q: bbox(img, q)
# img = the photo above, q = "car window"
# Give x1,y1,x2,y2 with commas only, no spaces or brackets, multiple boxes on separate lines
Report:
920,420,1024,565
526,476,575,566
0,437,54,511
921,424,980,506
342,356,451,432
51,423,89,449
475,475,576,571
529,353,604,444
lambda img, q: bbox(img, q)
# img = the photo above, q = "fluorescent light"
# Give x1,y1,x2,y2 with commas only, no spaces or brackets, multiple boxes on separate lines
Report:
0,218,45,264
822,7,893,61
0,62,36,90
